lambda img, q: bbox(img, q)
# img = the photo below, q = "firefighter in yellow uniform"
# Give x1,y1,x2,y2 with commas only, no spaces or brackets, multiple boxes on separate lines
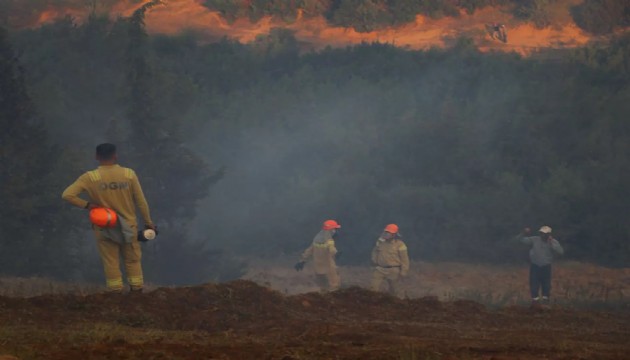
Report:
295,220,341,291
371,224,410,297
62,143,155,293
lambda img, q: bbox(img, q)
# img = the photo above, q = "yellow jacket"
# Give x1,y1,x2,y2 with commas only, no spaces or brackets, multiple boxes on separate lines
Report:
301,230,337,275
62,164,153,227
371,238,410,276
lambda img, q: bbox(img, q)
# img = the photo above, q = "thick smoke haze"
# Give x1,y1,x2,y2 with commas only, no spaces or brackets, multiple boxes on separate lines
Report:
187,50,527,264
2,8,630,285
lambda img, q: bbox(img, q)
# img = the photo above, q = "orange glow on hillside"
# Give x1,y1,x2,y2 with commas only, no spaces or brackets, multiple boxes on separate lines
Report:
26,0,597,55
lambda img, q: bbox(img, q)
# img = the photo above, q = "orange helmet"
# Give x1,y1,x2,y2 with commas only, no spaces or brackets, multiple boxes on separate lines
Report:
89,207,118,228
384,224,399,234
322,219,341,230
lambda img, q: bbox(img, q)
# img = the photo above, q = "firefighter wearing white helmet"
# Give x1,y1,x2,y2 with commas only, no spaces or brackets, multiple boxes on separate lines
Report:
371,224,410,298
295,220,342,291
513,225,564,305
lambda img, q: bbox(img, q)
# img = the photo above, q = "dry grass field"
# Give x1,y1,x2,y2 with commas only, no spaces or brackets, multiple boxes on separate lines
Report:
245,260,630,307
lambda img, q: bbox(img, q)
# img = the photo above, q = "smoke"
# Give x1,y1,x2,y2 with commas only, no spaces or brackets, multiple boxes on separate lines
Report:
181,46,528,265
8,2,628,281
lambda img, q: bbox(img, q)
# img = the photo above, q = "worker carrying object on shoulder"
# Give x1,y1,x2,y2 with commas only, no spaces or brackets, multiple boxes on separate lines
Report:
371,223,410,298
295,219,341,292
62,143,156,294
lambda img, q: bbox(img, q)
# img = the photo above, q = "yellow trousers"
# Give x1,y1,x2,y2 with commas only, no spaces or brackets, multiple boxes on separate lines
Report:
315,267,340,292
371,267,402,297
94,228,143,292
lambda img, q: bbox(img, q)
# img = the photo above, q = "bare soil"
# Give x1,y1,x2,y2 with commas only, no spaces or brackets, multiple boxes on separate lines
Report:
0,278,629,359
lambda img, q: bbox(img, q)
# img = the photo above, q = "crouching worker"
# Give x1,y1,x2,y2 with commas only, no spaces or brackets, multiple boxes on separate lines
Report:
371,224,409,298
295,220,341,292
62,143,155,293
513,226,564,305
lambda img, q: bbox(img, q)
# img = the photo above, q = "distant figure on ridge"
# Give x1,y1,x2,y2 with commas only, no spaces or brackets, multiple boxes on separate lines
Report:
487,23,507,43
295,220,341,292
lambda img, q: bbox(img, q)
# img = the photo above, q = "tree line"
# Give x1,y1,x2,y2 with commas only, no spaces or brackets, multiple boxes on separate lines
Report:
202,0,630,33
1,0,628,34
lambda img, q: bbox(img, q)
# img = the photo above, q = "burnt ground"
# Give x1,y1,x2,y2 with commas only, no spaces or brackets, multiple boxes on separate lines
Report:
0,280,629,359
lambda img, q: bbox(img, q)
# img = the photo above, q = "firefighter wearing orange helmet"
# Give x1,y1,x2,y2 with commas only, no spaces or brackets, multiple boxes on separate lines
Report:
371,223,410,297
62,143,155,293
295,219,341,291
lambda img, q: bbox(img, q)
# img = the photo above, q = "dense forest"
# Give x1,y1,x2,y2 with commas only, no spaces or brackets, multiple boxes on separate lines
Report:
1,4,629,284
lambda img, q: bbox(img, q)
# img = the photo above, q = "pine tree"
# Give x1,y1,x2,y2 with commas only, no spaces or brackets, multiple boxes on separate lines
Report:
0,27,80,277
122,3,235,285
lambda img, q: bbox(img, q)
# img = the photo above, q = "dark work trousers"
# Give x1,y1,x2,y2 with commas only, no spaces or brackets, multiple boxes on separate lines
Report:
529,264,552,298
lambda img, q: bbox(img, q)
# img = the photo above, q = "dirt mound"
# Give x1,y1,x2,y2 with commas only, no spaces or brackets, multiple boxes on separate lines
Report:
1,280,629,359
0,281,486,332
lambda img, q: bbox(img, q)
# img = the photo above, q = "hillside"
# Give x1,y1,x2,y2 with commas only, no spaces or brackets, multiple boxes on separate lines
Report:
3,0,629,55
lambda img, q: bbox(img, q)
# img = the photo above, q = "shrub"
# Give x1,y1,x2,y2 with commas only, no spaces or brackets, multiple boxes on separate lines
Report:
572,0,630,35
514,0,553,28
